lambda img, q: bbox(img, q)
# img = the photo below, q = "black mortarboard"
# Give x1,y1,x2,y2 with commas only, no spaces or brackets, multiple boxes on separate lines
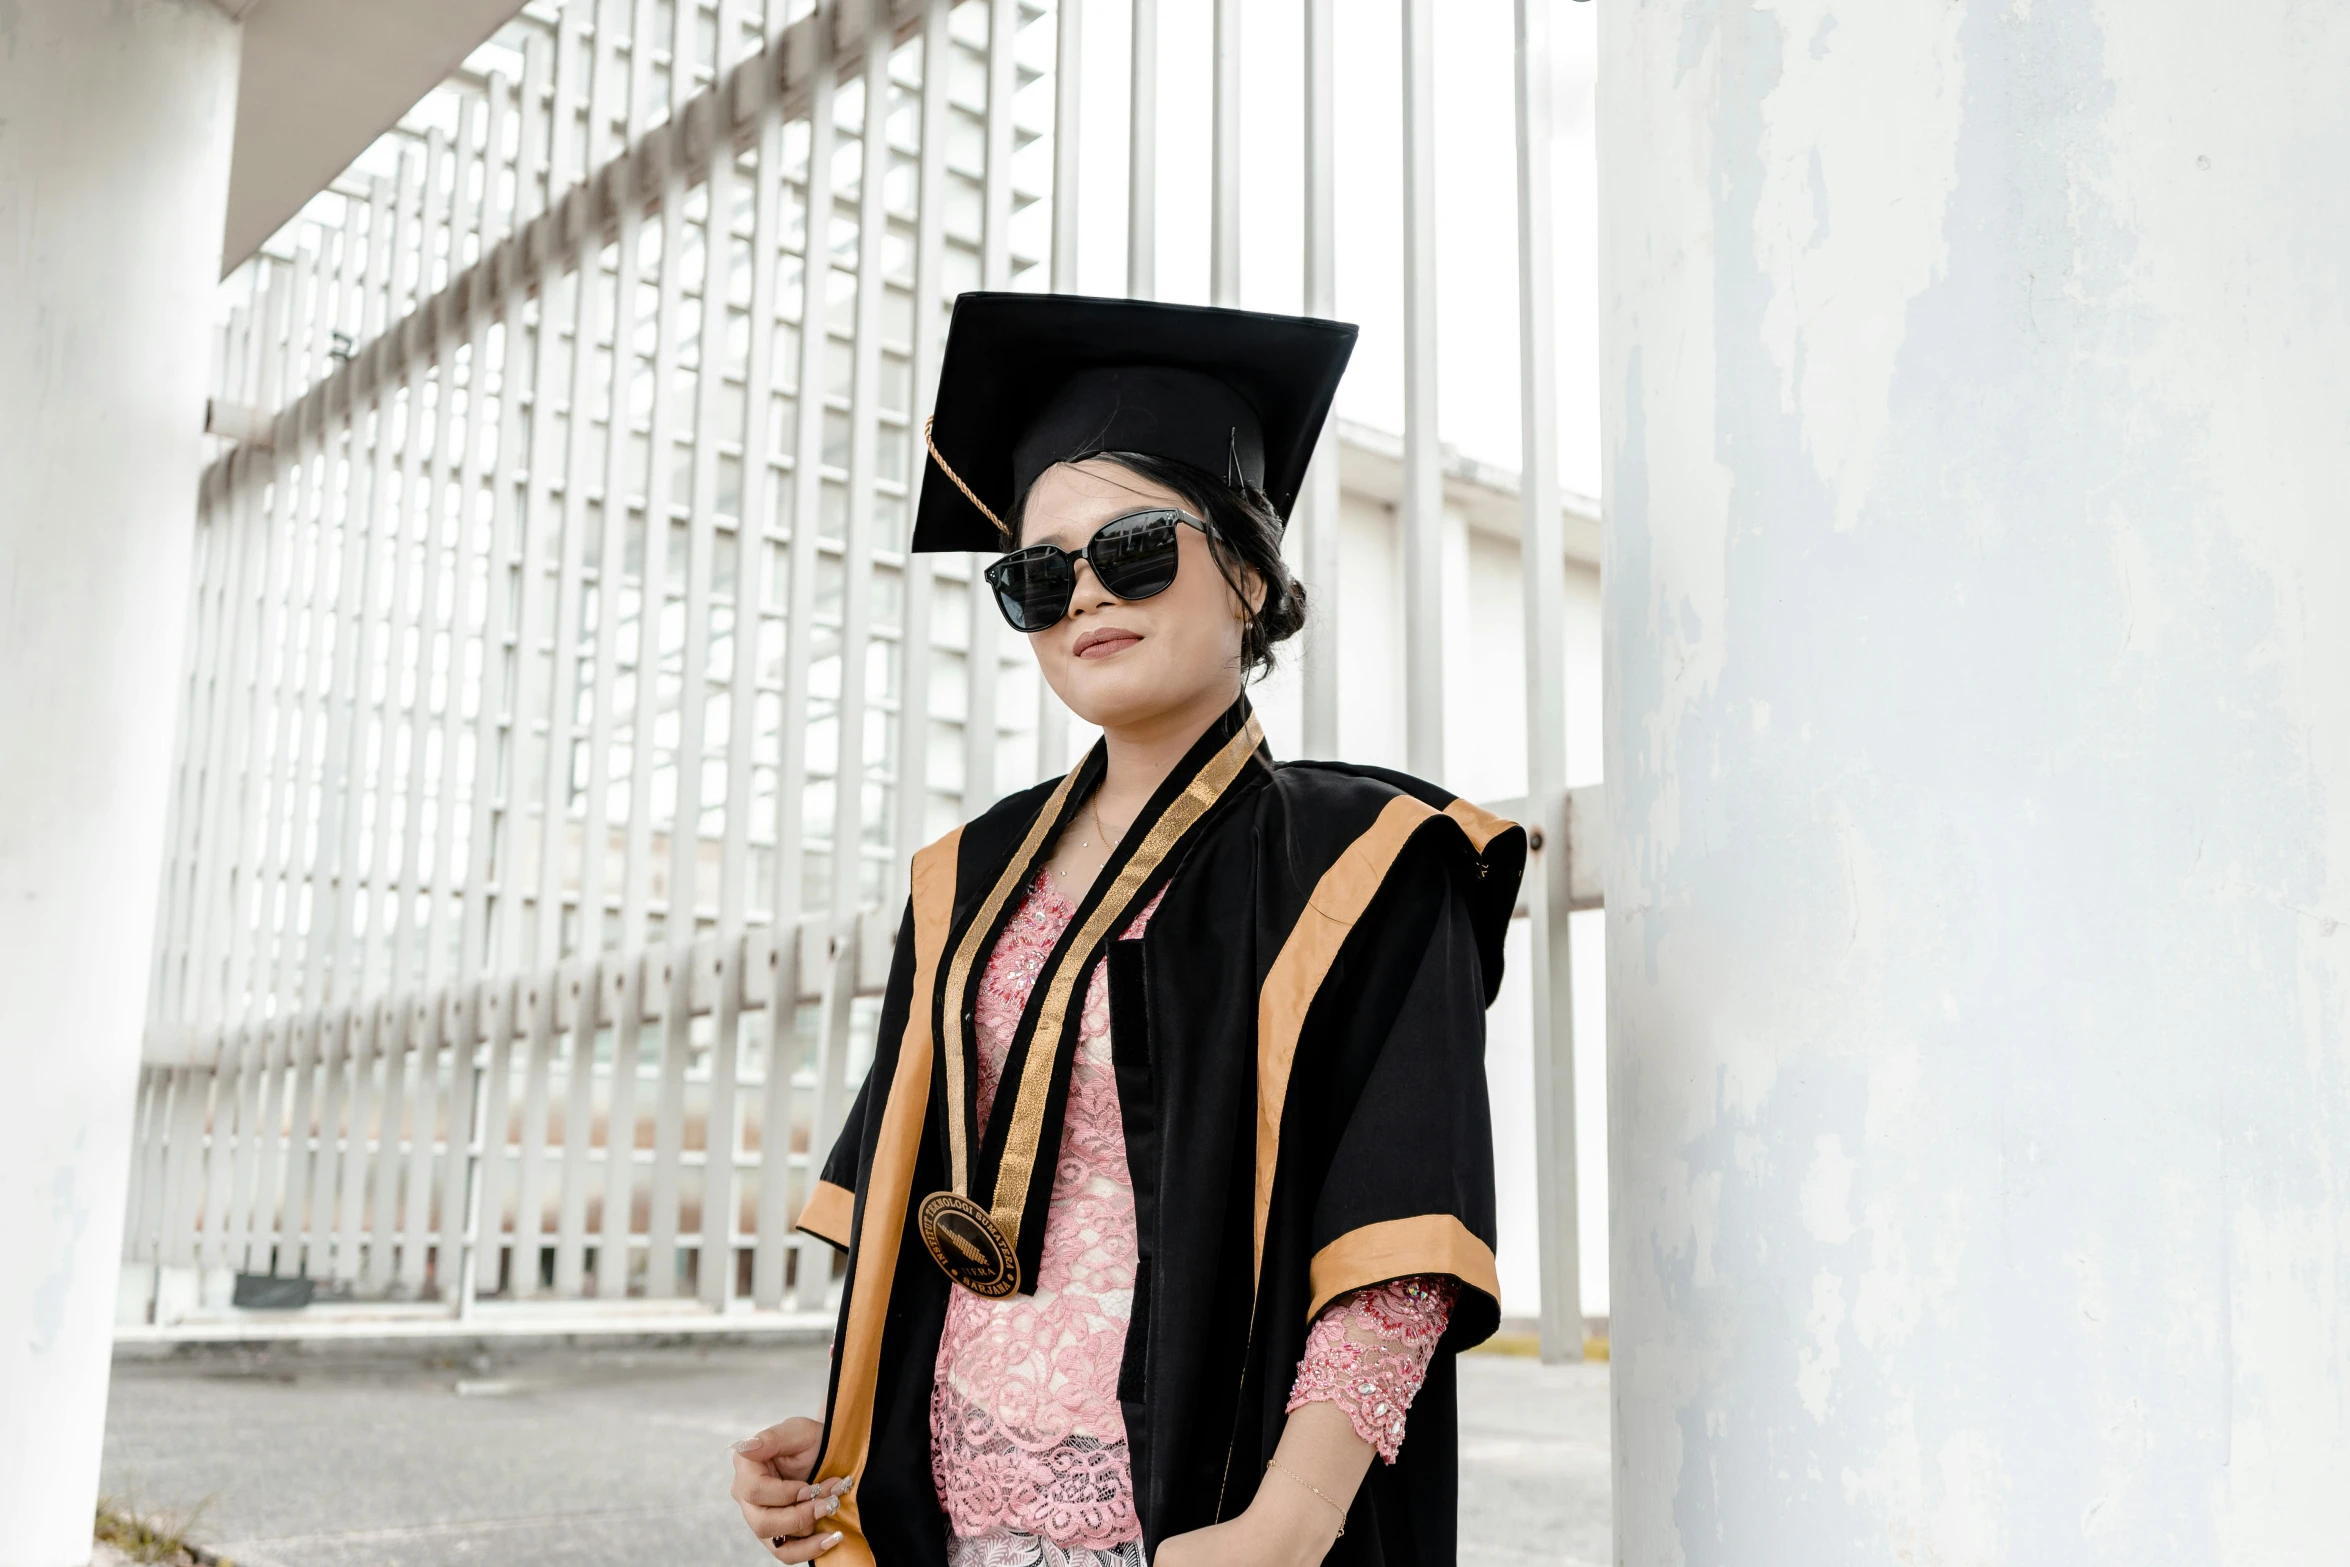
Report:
912,292,1359,554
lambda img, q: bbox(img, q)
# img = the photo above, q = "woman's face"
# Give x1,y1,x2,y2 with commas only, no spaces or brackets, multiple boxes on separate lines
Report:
1012,458,1260,733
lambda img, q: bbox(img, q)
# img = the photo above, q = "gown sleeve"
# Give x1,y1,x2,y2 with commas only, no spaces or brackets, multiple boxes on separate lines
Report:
792,897,915,1252
794,1071,871,1251
1284,1274,1458,1462
1293,837,1502,1341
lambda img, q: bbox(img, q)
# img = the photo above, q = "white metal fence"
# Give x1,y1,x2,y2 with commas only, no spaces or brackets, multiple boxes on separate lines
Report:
124,0,1590,1350
125,915,900,1316
129,0,1049,1316
153,0,1050,1038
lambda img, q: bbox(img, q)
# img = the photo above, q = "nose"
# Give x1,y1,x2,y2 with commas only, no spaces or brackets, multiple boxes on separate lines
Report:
1065,552,1117,614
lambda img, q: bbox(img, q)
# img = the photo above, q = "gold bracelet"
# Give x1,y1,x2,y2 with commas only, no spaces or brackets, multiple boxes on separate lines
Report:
1264,1458,1347,1538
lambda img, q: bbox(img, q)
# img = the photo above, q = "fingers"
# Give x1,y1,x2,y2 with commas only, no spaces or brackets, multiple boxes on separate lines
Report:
731,1448,836,1500
735,1469,827,1508
767,1527,845,1563
731,1421,847,1560
735,1470,853,1556
733,1462,851,1507
737,1481,847,1540
733,1416,825,1473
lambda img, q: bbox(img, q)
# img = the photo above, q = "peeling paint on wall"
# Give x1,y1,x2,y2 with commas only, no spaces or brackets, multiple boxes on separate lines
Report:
1601,2,2350,1563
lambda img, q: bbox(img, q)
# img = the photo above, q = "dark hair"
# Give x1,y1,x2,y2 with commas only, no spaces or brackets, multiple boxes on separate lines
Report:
1009,451,1310,684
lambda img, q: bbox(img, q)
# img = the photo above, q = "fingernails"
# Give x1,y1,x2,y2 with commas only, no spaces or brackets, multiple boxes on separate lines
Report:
818,1532,844,1552
819,1496,839,1518
733,1438,761,1454
796,1484,818,1502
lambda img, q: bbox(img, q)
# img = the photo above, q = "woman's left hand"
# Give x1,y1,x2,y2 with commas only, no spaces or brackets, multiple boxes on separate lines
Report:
1159,1402,1367,1565
1152,1489,1339,1567
730,1417,847,1561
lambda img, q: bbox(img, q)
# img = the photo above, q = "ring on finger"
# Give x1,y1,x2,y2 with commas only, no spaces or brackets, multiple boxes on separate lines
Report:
771,1501,839,1548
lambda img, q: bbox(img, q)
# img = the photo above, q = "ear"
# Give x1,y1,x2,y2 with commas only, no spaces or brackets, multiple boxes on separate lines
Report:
1233,564,1268,621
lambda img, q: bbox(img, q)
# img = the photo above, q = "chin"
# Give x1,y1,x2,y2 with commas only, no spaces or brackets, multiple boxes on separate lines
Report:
1052,653,1184,730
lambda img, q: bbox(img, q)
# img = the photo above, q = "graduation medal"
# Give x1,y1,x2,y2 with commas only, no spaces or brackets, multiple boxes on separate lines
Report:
919,704,1267,1297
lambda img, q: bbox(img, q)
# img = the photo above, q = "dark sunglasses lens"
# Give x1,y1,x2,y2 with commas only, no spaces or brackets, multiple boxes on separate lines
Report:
1089,511,1183,601
989,550,1073,631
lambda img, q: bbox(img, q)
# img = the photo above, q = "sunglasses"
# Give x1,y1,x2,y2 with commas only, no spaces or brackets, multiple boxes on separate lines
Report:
982,507,1210,633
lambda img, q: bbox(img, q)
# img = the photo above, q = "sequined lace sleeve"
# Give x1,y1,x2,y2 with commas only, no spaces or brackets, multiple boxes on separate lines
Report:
1282,1274,1458,1464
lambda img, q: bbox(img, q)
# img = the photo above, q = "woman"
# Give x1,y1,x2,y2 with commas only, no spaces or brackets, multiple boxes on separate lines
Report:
727,293,1523,1567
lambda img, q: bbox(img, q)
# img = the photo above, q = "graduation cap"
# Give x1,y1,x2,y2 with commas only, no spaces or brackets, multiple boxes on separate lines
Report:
913,292,1359,554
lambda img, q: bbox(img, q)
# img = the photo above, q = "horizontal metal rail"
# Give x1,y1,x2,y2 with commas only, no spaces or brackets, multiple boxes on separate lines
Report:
197,0,1049,494
124,907,896,1319
122,776,1604,1322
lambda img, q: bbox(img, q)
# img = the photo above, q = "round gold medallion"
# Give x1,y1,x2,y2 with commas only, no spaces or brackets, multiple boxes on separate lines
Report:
917,1191,1021,1297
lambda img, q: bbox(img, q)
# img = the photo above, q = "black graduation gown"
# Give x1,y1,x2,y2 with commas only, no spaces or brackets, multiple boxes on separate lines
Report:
792,697,1526,1567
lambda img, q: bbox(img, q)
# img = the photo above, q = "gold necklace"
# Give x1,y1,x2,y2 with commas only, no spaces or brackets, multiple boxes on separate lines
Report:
1068,794,1131,852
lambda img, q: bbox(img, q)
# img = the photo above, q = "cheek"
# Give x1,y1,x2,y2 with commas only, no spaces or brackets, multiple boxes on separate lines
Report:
1153,580,1245,671
1033,631,1090,688
1167,551,1240,629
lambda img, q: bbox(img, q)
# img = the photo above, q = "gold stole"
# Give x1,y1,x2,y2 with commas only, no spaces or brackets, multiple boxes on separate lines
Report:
917,705,1265,1296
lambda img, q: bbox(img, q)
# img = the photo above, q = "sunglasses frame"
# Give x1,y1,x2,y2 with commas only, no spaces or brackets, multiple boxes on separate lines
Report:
982,506,1210,632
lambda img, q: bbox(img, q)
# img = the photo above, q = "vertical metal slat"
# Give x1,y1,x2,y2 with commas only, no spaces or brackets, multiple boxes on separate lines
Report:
470,979,525,1297
761,4,842,1309
1399,0,1444,779
1297,0,1340,758
380,140,455,999
508,968,563,1297
317,178,404,1011
554,963,601,1295
275,1018,323,1278
363,1002,414,1292
398,998,448,1292
636,0,710,1298
300,1012,351,1278
1126,0,1156,300
423,94,499,994
1209,0,1240,307
683,92,746,1310
1511,0,1582,1362
329,1008,379,1284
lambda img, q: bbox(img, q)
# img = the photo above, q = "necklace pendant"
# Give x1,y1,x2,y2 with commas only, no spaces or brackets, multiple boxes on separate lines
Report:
917,1191,1021,1297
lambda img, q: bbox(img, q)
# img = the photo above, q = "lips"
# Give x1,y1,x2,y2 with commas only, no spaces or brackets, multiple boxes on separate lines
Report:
1072,626,1142,659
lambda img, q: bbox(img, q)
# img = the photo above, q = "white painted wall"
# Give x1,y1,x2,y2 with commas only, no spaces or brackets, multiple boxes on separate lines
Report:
0,4,241,1563
1323,493,1602,794
1603,3,2350,1561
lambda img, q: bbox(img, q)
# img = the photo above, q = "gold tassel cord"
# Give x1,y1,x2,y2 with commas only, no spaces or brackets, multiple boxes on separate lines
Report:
924,416,1013,540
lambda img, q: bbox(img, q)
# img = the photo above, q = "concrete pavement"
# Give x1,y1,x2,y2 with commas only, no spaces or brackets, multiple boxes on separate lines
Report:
99,1341,1608,1566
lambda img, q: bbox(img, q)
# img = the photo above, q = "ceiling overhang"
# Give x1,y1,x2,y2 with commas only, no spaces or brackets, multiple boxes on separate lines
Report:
222,0,530,274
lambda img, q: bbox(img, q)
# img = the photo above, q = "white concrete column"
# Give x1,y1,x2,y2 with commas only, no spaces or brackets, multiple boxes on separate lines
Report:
0,4,239,1564
1601,5,2350,1563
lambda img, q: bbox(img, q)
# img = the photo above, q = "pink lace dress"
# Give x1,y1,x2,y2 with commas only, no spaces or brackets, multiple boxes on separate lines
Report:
932,869,1457,1565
